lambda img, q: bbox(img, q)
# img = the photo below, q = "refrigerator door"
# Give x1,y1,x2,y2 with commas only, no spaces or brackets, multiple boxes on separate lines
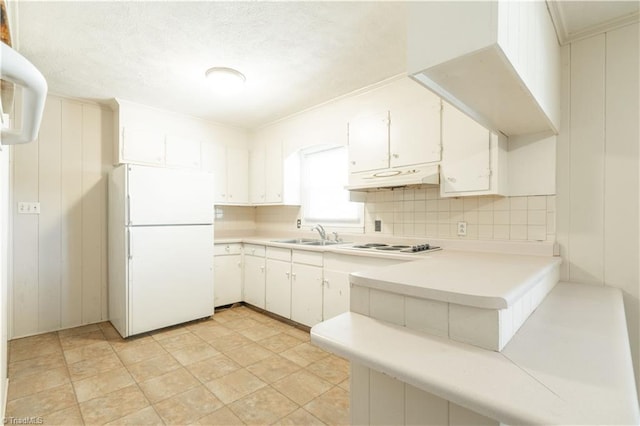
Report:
127,165,214,225
128,225,214,336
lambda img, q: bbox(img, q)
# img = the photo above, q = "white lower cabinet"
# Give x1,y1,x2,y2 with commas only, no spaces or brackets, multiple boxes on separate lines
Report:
291,251,324,327
266,258,292,318
322,269,350,321
243,244,266,309
213,244,243,308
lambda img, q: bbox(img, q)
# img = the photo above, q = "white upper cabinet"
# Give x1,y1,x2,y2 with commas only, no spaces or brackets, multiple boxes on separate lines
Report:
202,143,249,205
440,102,507,197
250,140,300,205
165,136,201,169
348,90,442,173
348,111,390,173
250,145,266,204
390,91,442,167
265,141,283,203
121,126,165,166
407,1,560,136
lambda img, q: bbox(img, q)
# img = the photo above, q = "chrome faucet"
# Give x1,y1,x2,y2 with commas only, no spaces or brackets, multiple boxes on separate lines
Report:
332,231,342,242
311,224,326,240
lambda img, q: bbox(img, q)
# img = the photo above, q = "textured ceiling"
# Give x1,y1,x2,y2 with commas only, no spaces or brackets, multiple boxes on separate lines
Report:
15,1,407,129
14,2,638,129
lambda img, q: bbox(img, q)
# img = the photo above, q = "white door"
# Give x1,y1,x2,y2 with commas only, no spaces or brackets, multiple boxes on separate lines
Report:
348,111,390,173
441,103,491,194
226,147,249,204
214,255,243,307
390,95,441,167
250,146,266,204
322,269,350,320
291,264,323,327
128,225,214,335
210,144,228,203
265,141,283,203
127,165,214,225
265,259,291,319
243,255,265,308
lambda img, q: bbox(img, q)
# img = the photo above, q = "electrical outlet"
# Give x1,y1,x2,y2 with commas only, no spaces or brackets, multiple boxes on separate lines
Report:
296,219,301,229
457,221,467,236
18,202,40,214
375,220,382,232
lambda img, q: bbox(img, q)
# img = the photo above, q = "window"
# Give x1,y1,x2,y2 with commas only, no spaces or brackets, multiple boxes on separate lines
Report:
300,145,363,230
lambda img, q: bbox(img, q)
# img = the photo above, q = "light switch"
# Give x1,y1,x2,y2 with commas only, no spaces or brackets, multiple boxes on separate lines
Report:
18,202,40,214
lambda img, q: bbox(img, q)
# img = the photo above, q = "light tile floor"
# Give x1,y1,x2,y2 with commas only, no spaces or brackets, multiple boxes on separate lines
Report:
5,305,349,425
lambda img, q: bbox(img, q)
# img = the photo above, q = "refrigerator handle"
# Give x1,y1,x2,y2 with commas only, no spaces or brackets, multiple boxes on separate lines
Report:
126,194,131,226
127,229,132,260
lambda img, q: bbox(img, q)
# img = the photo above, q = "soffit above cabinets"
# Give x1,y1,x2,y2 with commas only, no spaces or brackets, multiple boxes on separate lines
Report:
547,1,640,45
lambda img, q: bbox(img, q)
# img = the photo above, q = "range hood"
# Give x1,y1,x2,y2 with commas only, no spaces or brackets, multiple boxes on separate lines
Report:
346,163,439,192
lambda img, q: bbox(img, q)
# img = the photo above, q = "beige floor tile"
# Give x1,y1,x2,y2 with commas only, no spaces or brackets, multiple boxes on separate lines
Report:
304,386,349,426
58,323,101,338
338,378,349,391
116,341,167,365
150,323,191,341
207,332,253,353
6,382,76,418
73,366,135,403
273,370,333,405
257,332,304,353
98,321,117,331
279,342,329,367
67,351,123,381
64,341,114,364
306,355,350,385
273,407,326,426
246,355,301,384
108,333,154,352
228,387,298,425
157,332,203,351
101,326,124,342
190,323,235,342
282,327,311,342
154,386,223,424
8,366,70,401
211,309,247,323
196,406,245,425
168,341,219,366
205,369,267,404
59,330,106,350
79,384,149,425
238,324,281,342
43,404,84,425
186,353,241,383
10,333,61,363
224,342,274,367
127,353,182,383
8,352,66,380
105,406,164,425
138,368,200,403
222,317,261,331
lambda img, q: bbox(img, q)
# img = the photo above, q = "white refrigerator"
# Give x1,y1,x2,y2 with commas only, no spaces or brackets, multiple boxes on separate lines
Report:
108,164,215,338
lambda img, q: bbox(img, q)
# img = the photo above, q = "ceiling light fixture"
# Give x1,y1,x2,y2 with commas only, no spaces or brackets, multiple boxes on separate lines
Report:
205,67,246,92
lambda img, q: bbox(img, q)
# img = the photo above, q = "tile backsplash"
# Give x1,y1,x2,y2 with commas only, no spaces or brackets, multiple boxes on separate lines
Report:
217,187,556,242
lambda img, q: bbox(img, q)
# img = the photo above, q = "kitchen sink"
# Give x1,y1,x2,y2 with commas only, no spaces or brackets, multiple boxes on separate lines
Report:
302,240,344,246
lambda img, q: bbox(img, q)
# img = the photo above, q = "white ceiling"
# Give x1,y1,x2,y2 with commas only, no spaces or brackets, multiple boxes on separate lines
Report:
12,1,639,129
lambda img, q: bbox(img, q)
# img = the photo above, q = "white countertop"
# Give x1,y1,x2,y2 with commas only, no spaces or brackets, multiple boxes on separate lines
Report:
311,282,640,425
350,250,561,309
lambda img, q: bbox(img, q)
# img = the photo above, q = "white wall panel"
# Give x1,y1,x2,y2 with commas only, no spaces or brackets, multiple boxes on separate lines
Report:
11,95,113,338
568,35,606,285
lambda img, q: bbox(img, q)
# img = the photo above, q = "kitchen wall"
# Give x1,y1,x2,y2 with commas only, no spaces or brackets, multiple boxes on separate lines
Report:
11,95,113,338
555,23,639,397
254,191,555,242
215,206,257,237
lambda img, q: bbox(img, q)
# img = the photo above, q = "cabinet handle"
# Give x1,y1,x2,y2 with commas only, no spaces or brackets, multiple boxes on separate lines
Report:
351,161,356,165
260,266,264,272
225,245,230,252
292,272,296,279
221,193,226,197
447,177,457,183
286,271,290,278
229,194,233,198
323,279,329,287
392,153,399,159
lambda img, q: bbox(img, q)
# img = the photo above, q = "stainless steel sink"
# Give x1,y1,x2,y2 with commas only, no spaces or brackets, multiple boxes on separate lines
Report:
301,241,344,246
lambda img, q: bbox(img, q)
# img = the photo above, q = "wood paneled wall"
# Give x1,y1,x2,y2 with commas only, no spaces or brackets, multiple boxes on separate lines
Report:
11,95,112,338
556,23,639,398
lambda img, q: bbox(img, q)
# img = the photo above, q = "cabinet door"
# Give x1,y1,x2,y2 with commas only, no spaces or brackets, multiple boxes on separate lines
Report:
165,136,201,169
122,126,165,165
243,255,265,309
265,141,283,203
227,147,249,204
291,263,323,327
390,95,441,167
322,269,350,320
265,259,291,319
250,146,266,204
348,111,390,173
214,255,242,308
441,103,491,194
206,144,228,203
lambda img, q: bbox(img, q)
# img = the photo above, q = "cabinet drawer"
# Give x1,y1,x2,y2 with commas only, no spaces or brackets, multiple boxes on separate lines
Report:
244,244,266,257
214,243,242,256
292,250,323,267
266,246,291,262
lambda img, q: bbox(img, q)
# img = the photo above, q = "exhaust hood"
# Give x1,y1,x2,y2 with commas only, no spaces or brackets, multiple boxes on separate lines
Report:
346,163,439,191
